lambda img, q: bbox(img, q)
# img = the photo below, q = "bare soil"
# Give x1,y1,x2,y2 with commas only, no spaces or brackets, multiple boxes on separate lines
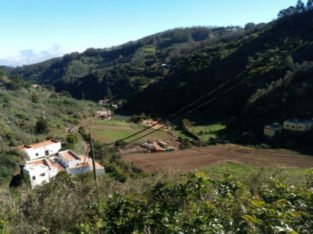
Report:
122,144,313,172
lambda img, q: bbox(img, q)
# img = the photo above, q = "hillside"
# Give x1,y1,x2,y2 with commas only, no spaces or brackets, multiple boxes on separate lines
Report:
125,10,313,126
9,27,245,100
0,72,97,185
8,8,313,136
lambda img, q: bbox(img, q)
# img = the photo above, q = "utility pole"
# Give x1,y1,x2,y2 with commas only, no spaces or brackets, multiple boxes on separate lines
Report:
89,134,98,188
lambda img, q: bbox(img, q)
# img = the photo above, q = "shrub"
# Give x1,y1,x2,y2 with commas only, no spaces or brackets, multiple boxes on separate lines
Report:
35,118,49,134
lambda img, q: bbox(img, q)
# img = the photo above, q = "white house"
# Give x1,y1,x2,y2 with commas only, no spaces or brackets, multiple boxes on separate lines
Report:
58,150,82,168
283,119,312,132
23,157,65,188
20,144,105,188
264,123,282,138
18,140,62,161
66,155,105,176
58,150,105,176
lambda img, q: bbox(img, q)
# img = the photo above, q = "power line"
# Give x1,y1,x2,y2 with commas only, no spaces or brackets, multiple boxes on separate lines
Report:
104,81,230,146
100,70,248,146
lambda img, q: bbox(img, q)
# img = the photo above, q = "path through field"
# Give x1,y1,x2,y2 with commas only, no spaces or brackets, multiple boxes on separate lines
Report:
122,144,313,172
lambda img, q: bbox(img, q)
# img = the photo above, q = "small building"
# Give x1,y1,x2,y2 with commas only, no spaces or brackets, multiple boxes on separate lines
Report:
67,155,105,176
23,157,65,188
96,110,112,120
58,150,105,176
264,123,282,138
18,140,62,161
58,150,82,168
283,119,312,132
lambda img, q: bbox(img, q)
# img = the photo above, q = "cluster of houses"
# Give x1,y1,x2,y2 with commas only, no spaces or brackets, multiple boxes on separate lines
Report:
18,140,104,188
264,118,313,138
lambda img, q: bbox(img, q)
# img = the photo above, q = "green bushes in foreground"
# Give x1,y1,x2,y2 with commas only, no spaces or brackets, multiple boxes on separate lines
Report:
78,173,313,234
3,170,313,233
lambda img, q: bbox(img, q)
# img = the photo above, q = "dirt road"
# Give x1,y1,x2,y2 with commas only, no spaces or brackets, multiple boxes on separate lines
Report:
122,144,313,172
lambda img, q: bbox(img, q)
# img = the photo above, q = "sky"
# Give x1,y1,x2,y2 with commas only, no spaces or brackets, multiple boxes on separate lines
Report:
0,0,297,66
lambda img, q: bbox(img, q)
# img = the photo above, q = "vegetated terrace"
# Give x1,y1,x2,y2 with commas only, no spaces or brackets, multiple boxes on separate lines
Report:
81,117,176,144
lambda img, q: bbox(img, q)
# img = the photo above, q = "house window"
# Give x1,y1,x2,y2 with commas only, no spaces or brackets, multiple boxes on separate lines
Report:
32,176,36,180
36,153,39,156
40,173,45,177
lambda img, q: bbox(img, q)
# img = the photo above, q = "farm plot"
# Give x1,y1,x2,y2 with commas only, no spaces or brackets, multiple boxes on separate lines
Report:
81,118,175,144
122,144,313,172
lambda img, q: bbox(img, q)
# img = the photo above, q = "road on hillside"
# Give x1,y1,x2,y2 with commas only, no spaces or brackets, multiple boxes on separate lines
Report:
121,144,313,172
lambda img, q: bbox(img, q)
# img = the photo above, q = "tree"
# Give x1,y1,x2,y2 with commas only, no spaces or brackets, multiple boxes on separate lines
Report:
244,23,256,31
35,118,49,134
296,0,305,12
278,6,297,18
66,133,78,149
307,0,313,10
6,77,27,90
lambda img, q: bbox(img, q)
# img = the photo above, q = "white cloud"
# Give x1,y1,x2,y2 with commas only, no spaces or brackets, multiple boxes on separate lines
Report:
0,45,64,67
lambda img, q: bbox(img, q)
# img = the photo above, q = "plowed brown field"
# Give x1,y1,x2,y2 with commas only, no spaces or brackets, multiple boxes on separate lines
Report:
122,144,313,172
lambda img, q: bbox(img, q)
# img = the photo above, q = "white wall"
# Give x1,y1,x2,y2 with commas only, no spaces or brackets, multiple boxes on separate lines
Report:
58,151,81,168
66,167,105,176
24,165,50,188
25,142,62,161
264,128,275,137
66,166,91,176
283,121,312,132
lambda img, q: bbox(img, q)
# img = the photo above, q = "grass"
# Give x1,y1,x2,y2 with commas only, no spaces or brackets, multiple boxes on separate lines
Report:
81,117,174,144
173,121,227,142
189,122,227,141
203,162,311,186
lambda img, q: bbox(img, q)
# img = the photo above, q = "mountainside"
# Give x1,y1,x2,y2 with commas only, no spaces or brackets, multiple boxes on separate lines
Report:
9,8,313,132
10,27,245,100
0,72,96,185
126,10,313,128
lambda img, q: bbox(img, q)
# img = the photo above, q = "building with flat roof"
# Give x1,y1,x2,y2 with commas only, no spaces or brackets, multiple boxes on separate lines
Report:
264,123,282,138
19,143,105,188
23,157,65,188
283,119,312,132
58,150,105,176
18,140,62,161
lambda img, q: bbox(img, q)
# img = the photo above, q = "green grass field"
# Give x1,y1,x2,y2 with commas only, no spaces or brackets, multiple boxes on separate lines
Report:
203,162,311,186
174,121,227,142
82,117,175,144
189,123,227,141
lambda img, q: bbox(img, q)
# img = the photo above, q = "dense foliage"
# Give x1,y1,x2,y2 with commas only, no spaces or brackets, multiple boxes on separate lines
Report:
1,169,313,233
10,27,245,101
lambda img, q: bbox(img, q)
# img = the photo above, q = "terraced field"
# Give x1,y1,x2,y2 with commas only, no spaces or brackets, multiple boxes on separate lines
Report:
81,118,175,144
